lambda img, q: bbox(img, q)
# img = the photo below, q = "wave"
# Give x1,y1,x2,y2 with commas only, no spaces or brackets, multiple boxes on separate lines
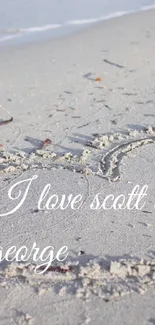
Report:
0,4,155,43
66,11,129,26
20,24,61,33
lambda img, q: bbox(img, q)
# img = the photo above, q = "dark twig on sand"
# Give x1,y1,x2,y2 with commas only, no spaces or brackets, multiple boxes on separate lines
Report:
103,59,124,69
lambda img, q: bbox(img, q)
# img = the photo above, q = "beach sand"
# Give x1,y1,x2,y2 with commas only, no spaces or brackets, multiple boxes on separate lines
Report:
0,8,155,325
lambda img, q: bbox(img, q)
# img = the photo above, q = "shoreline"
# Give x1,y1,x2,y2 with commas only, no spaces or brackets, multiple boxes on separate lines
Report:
0,3,155,48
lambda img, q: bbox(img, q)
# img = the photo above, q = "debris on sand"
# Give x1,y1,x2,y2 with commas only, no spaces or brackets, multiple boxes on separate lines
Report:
145,125,155,135
96,76,103,82
41,138,52,148
103,59,124,69
0,117,13,126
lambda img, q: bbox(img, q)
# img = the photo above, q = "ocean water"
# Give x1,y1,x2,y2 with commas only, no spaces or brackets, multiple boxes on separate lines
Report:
0,0,155,45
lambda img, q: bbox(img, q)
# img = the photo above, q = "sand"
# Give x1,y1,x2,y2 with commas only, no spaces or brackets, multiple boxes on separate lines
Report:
0,8,155,325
